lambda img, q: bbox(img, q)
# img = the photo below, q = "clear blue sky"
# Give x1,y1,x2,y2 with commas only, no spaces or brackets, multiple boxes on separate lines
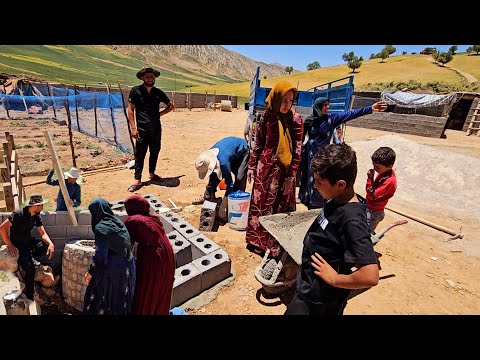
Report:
222,45,469,71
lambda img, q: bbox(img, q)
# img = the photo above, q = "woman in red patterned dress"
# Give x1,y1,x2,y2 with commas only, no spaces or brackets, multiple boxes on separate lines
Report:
245,81,304,257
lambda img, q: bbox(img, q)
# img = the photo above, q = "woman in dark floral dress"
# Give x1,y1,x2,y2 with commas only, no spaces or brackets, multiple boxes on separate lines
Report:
245,81,304,257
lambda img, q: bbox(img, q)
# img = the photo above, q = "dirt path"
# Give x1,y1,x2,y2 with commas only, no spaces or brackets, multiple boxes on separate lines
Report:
4,109,480,314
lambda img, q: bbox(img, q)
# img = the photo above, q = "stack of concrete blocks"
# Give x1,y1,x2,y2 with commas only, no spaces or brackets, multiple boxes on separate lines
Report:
198,200,217,232
0,193,232,310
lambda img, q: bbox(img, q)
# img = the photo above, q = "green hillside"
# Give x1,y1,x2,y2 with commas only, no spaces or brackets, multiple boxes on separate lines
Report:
189,54,479,99
0,45,236,90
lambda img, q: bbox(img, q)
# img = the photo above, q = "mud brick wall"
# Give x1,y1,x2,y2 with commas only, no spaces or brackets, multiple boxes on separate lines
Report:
463,97,480,132
348,112,448,138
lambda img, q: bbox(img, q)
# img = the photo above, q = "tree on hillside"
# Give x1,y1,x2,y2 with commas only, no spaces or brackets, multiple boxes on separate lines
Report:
342,51,363,73
306,61,321,70
379,49,390,63
473,45,480,55
420,47,437,55
448,45,458,55
466,46,473,55
378,45,396,62
285,66,293,75
436,51,453,66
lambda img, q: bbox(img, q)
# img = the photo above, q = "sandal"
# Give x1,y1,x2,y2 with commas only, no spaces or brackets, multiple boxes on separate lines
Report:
149,174,163,182
192,196,206,205
127,184,142,192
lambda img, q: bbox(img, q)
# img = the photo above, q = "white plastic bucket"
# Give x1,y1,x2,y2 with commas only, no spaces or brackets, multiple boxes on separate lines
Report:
227,191,251,231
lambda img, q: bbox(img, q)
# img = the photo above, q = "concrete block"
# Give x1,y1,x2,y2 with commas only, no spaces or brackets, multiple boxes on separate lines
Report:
167,230,192,268
159,217,174,234
76,210,91,225
160,213,183,232
192,249,232,291
199,200,217,231
113,212,128,223
170,263,201,307
188,233,220,259
55,212,75,226
32,225,66,239
144,194,168,208
173,220,200,239
40,211,56,226
66,225,92,240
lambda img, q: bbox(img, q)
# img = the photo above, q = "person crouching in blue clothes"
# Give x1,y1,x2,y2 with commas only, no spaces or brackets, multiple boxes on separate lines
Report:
192,136,249,217
46,167,82,211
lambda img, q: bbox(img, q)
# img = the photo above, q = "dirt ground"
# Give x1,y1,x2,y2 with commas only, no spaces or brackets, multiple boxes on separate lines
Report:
2,109,480,315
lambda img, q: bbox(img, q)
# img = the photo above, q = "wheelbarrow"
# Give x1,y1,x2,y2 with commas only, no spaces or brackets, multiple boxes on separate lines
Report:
255,210,407,295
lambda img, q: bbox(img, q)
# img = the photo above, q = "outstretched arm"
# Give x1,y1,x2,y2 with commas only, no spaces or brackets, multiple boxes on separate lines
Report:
330,101,388,128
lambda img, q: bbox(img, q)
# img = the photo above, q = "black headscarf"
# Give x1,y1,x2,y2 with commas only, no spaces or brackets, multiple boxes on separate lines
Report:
303,97,329,140
89,198,133,260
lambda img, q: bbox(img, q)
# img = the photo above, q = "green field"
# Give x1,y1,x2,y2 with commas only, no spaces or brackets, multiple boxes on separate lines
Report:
0,45,237,90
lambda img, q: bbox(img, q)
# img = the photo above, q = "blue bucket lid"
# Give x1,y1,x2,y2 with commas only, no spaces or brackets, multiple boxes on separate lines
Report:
228,190,250,199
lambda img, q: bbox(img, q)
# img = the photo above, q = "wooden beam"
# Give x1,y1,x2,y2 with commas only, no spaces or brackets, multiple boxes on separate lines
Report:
43,130,78,226
9,150,19,210
2,183,14,211
17,168,23,205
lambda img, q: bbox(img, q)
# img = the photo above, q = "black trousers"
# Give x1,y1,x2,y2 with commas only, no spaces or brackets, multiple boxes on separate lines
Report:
284,292,348,315
16,239,48,300
134,128,162,180
203,151,249,200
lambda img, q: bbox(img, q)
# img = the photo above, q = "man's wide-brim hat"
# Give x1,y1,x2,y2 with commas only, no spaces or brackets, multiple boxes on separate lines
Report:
64,167,83,185
24,193,49,207
195,148,222,180
136,67,161,79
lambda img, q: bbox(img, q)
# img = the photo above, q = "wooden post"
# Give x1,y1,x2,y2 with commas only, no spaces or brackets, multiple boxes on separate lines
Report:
213,90,216,111
74,85,81,133
3,84,10,119
105,84,118,146
189,89,192,111
205,91,208,110
9,150,19,210
93,90,98,137
44,130,78,226
17,87,28,113
63,100,77,167
2,142,10,165
46,82,57,118
17,168,24,205
117,82,135,155
2,154,14,211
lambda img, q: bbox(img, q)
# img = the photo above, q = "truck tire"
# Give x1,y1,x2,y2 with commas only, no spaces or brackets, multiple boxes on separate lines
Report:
62,240,95,312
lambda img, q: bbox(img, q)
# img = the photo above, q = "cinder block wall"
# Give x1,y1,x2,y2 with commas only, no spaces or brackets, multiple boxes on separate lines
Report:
348,112,448,138
0,194,233,308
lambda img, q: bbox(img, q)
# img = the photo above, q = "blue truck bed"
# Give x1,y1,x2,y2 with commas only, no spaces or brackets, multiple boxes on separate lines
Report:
244,67,355,147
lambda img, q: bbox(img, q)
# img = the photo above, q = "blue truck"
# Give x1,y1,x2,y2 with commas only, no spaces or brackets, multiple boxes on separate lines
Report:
244,67,355,148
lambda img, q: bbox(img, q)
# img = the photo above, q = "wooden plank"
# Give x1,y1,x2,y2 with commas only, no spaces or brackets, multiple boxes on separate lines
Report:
0,165,8,183
43,130,78,226
2,183,14,211
2,142,10,164
7,134,15,151
9,150,19,209
17,168,23,205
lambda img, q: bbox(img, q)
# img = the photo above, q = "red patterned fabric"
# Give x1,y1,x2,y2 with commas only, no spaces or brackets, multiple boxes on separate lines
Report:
246,108,303,256
124,195,175,315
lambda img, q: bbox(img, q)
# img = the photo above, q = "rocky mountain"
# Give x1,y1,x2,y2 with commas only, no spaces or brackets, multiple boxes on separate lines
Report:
107,45,287,81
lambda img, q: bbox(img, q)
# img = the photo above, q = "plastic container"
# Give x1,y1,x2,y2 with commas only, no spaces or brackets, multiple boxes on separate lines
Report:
227,190,251,230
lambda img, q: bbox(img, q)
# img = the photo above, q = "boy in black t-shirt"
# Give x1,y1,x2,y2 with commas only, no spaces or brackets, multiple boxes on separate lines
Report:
285,143,379,315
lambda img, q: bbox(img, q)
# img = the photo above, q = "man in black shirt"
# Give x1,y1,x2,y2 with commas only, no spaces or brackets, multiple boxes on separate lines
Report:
127,67,175,192
0,194,55,300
